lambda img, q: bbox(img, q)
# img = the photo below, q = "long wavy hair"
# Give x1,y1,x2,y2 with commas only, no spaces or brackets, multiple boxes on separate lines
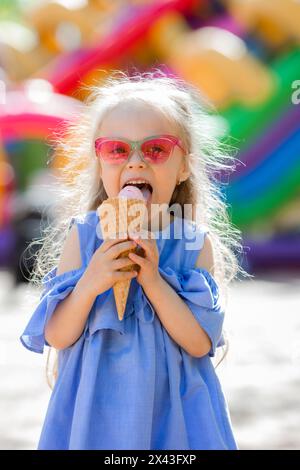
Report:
26,69,251,390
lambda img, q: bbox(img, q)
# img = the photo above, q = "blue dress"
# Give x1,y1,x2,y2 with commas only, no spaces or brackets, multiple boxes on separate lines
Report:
20,210,238,450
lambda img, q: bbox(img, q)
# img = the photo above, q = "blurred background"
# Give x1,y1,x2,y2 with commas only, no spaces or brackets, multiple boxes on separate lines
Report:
0,0,299,450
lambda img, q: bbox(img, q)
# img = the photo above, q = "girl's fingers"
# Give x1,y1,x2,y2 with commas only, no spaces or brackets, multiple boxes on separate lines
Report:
131,236,155,257
112,257,136,270
128,252,146,266
112,270,138,281
108,240,137,259
98,235,129,253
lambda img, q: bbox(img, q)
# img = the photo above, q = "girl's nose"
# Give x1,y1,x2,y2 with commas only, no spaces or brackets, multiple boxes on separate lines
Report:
126,149,146,168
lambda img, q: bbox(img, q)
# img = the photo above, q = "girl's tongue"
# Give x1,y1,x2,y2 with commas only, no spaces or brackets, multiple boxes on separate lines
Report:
140,186,152,203
119,185,152,204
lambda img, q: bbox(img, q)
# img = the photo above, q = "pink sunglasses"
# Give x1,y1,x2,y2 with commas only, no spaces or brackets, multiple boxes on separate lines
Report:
94,134,185,165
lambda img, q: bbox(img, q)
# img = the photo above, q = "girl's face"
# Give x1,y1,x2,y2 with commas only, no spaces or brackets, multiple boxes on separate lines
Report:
96,101,190,222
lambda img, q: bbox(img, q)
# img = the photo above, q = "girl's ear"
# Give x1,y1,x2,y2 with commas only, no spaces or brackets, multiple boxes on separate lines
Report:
178,156,190,183
178,167,191,184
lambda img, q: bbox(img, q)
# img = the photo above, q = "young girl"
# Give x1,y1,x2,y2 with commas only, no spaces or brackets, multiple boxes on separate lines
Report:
20,71,248,450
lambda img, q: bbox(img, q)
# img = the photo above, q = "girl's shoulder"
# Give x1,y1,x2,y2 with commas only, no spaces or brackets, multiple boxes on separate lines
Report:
69,210,100,265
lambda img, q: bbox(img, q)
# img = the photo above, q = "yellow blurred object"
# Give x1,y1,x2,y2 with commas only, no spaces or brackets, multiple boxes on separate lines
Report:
147,12,190,59
28,2,98,54
0,0,121,81
168,27,274,109
226,0,300,46
25,0,121,56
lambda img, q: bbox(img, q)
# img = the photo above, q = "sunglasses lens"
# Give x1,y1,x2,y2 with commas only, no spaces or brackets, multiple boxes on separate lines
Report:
141,138,173,163
96,140,130,163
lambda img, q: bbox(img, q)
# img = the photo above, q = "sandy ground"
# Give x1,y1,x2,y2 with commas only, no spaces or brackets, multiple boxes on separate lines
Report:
0,269,300,450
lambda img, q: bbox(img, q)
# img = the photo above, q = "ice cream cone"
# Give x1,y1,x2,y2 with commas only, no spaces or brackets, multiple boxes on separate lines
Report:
98,196,147,321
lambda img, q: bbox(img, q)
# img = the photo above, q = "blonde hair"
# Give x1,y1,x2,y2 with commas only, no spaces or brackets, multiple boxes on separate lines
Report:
27,69,251,389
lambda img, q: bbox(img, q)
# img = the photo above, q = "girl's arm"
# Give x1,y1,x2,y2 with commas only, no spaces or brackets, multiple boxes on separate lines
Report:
142,235,215,358
45,227,137,350
44,225,97,350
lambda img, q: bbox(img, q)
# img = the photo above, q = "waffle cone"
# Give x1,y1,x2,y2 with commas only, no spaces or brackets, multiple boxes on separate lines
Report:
98,197,147,321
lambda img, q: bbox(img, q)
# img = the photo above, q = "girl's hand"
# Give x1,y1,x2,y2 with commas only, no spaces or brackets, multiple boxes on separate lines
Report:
127,231,161,290
81,236,138,298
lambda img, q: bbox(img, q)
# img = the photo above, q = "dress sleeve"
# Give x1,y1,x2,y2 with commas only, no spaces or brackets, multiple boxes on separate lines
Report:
20,265,86,354
158,265,225,357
